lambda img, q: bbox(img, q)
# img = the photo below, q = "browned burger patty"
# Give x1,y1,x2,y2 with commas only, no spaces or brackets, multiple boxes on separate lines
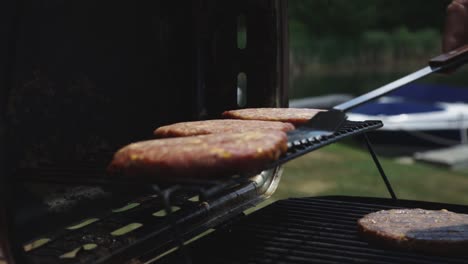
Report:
222,108,325,125
358,208,468,254
154,119,295,138
107,131,288,179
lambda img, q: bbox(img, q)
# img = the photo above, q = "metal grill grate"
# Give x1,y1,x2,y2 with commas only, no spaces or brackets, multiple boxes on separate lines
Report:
15,120,383,186
271,120,383,168
18,120,384,264
159,196,468,264
20,180,259,264
22,188,197,264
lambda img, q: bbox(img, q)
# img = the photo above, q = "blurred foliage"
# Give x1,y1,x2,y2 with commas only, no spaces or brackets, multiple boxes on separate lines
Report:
289,0,451,37
289,0,451,70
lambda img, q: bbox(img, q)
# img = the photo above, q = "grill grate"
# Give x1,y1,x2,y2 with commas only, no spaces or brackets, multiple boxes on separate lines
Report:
20,180,259,264
18,120,383,264
16,120,383,186
22,188,194,264
271,120,382,168
158,196,468,264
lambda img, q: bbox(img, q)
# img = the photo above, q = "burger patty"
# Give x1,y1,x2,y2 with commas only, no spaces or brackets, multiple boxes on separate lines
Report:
358,208,468,254
107,131,288,179
154,119,295,138
222,108,325,125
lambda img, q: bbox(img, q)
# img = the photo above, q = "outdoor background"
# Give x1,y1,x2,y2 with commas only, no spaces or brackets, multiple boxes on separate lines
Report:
268,0,468,207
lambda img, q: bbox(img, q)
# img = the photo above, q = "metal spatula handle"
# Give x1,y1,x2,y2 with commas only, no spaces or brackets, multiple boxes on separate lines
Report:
334,44,468,112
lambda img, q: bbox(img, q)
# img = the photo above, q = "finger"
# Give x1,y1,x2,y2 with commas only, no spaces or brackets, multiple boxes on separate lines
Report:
443,0,468,52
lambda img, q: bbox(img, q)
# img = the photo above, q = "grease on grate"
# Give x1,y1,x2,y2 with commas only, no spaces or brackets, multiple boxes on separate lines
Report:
59,243,98,259
110,223,143,236
153,206,181,217
23,238,51,252
112,203,140,213
66,218,99,230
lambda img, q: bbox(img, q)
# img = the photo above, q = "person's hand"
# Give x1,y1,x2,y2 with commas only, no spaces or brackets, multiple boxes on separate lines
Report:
443,0,468,53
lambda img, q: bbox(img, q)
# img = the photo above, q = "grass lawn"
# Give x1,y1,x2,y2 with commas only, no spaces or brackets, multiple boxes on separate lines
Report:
268,142,468,206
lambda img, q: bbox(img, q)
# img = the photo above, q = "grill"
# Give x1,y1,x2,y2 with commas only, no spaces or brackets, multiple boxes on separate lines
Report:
1,0,290,261
159,196,468,264
21,183,251,264
16,120,381,264
3,0,468,263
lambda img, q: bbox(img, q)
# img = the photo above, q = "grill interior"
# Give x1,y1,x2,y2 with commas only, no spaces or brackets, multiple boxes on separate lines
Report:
21,180,256,264
159,196,468,264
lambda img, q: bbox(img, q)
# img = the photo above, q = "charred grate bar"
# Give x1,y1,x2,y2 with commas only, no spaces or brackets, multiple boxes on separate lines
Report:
20,180,258,264
158,196,468,264
21,188,194,264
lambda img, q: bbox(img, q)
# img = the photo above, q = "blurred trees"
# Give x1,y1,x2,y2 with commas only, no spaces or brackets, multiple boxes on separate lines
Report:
289,0,451,38
289,0,452,71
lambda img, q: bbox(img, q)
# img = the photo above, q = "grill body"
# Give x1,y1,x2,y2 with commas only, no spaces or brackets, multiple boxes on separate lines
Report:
0,1,288,263
13,121,380,264
160,196,468,264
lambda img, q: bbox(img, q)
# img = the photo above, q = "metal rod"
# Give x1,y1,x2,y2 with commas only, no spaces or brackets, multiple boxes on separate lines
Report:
334,66,435,112
333,53,468,113
362,133,397,200
152,185,192,264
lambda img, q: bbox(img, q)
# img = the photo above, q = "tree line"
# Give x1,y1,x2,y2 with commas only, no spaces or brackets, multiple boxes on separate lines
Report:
289,0,451,37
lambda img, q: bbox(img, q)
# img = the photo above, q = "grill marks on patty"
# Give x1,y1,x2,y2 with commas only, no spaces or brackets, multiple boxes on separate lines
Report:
154,119,295,138
222,108,325,125
107,131,288,179
358,208,468,254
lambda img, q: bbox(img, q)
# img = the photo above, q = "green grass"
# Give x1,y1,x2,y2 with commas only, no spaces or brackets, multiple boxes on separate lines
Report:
267,143,468,206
